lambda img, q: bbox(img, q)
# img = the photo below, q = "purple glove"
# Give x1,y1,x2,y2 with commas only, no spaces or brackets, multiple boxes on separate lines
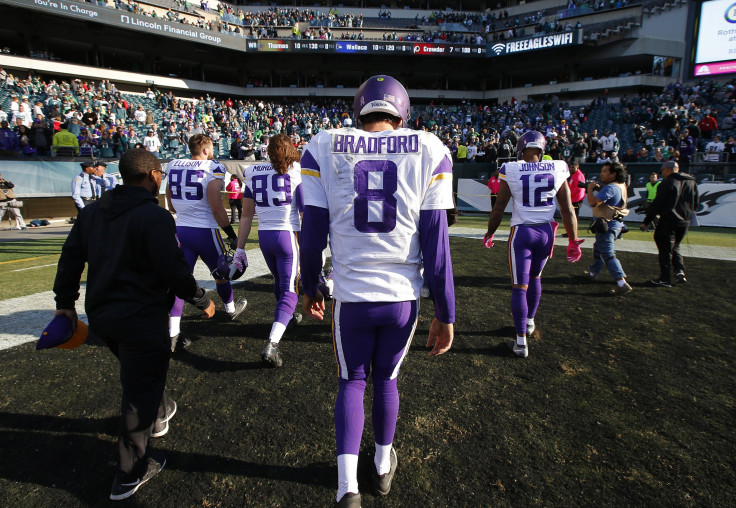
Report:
233,248,248,271
566,239,584,263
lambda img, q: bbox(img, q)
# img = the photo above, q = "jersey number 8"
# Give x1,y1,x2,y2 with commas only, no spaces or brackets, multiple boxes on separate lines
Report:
353,160,398,233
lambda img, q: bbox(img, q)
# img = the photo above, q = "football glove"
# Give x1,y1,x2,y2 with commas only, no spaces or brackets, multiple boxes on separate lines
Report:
222,225,238,250
483,234,495,248
566,239,584,263
233,248,248,271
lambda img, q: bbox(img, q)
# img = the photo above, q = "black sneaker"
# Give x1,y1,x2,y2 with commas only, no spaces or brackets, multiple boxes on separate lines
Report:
650,279,672,288
372,447,398,496
150,418,169,438
336,492,361,507
227,298,248,321
675,272,687,284
170,335,191,353
262,341,283,368
109,455,166,501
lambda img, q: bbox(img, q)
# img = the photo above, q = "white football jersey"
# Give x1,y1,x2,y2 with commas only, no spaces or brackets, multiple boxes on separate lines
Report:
500,159,570,226
165,158,226,228
244,162,302,231
301,127,454,303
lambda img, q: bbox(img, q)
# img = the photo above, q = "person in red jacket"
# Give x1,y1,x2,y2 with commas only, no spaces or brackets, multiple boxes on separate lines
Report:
699,113,718,141
487,170,500,209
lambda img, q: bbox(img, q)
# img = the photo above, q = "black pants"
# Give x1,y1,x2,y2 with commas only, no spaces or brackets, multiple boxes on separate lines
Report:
229,198,242,224
572,199,584,218
102,331,171,477
653,220,689,283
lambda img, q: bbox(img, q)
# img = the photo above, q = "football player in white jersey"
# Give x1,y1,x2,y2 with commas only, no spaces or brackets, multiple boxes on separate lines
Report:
483,131,583,358
232,134,303,367
299,75,455,507
165,134,247,351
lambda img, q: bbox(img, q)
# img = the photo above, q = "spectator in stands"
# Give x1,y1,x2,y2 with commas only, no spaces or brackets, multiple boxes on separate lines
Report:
113,126,128,158
143,129,161,158
698,112,717,141
677,129,694,173
134,105,146,126
17,124,36,156
52,121,79,157
704,134,725,163
620,148,638,163
0,120,20,156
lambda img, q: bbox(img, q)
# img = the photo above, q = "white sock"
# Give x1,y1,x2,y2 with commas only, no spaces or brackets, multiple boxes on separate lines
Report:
225,301,235,313
617,279,626,287
516,335,527,347
169,317,181,338
336,454,359,502
374,443,393,475
527,318,535,328
269,322,287,344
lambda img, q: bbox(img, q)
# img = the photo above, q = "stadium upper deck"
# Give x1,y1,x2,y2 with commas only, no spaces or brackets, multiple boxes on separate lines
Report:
0,0,689,104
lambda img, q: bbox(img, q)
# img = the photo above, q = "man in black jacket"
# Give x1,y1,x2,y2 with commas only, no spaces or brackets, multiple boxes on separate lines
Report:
52,148,215,501
640,161,699,287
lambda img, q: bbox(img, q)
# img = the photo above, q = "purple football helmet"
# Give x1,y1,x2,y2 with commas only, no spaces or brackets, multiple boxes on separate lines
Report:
212,251,245,281
516,130,547,159
353,75,410,127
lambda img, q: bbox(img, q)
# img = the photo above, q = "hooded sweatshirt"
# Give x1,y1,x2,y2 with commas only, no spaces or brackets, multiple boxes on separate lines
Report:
54,185,203,338
644,172,699,226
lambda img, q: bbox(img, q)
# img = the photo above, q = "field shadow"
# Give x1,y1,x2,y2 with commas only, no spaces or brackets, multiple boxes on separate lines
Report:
0,411,334,504
171,348,264,373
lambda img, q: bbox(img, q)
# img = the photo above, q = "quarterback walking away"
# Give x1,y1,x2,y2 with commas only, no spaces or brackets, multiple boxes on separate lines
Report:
484,130,582,358
234,134,304,367
299,75,455,507
52,148,215,501
165,134,247,351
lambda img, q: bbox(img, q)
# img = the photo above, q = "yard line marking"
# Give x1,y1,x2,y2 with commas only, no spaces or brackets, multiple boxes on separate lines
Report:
0,257,43,265
12,263,58,272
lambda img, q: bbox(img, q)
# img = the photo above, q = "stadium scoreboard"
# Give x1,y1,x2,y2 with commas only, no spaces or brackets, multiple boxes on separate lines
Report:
249,39,488,57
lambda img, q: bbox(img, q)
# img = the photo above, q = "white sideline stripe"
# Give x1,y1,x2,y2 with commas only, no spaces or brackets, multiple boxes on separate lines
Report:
0,246,314,352
11,263,58,272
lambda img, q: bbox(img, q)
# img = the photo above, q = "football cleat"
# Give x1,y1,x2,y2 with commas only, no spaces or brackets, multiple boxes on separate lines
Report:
212,250,246,281
526,319,535,336
373,447,398,496
506,339,528,358
336,493,361,508
353,75,410,127
650,279,672,288
227,298,248,321
516,130,547,159
170,334,191,353
262,341,283,368
287,313,302,330
675,272,687,284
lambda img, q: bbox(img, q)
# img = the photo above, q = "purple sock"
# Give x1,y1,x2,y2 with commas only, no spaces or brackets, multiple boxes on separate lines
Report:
526,277,542,319
170,297,185,318
216,281,233,305
335,379,366,456
372,377,399,446
511,288,528,336
274,291,298,326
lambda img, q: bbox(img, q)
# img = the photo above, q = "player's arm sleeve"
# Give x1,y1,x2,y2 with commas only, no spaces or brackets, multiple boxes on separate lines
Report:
419,209,455,324
206,176,230,229
294,183,304,213
300,205,329,298
299,145,329,297
53,221,86,310
420,152,455,210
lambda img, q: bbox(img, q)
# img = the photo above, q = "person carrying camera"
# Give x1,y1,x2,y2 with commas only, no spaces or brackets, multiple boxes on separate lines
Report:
0,172,27,230
585,161,632,296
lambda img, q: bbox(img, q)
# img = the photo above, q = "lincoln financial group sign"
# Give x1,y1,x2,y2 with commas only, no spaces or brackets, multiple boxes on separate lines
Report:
3,0,245,51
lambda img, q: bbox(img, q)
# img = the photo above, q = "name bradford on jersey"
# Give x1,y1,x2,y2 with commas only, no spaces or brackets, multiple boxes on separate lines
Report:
331,133,419,154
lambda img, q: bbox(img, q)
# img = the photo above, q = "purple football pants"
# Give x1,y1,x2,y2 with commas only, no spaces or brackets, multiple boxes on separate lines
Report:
333,300,418,455
170,226,232,319
259,229,299,326
507,223,553,336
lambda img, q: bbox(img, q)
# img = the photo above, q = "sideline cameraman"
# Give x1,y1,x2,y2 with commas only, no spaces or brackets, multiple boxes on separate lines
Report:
585,161,632,296
0,172,27,230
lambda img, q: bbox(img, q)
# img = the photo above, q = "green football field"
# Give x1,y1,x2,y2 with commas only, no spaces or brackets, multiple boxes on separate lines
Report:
0,228,734,506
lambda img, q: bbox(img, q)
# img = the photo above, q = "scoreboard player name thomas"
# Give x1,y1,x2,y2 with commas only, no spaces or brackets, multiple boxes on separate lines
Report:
331,133,419,154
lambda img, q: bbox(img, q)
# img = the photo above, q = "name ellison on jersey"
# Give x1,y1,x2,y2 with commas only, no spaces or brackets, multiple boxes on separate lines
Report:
331,133,419,154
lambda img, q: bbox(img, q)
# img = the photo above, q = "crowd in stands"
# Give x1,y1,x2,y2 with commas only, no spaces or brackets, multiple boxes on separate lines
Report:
1,68,733,177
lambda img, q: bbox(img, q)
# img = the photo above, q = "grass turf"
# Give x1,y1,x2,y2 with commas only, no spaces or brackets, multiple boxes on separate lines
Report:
0,237,734,506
